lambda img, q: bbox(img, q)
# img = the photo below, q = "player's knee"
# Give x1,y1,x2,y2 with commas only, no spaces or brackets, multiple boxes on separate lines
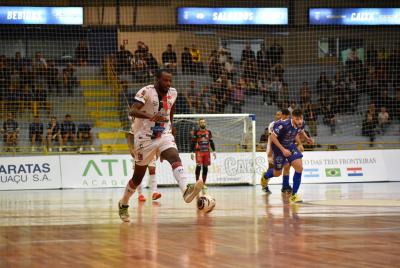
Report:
273,169,282,177
148,166,156,175
294,166,303,173
202,166,208,174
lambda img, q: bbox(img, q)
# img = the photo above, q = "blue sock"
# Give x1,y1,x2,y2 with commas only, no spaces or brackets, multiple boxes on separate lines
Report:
292,172,302,194
282,175,290,189
263,168,274,179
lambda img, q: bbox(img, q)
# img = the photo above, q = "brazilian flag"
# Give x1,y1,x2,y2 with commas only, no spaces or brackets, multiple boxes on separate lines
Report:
325,168,341,177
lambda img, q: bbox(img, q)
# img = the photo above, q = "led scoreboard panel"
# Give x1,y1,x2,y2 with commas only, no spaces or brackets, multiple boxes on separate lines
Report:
309,8,400,25
177,7,288,25
0,6,83,25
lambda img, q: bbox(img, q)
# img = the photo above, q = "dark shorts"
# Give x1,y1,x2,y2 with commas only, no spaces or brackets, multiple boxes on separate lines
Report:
272,144,303,170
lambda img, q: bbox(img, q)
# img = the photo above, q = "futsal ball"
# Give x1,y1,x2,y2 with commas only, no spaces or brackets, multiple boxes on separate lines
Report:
197,195,216,213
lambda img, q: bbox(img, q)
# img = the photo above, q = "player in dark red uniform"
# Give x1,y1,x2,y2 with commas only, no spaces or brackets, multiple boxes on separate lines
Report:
191,118,216,194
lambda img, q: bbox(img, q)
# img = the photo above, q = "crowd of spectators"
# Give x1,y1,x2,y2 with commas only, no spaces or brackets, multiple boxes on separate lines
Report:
0,49,80,117
110,40,399,143
1,113,94,152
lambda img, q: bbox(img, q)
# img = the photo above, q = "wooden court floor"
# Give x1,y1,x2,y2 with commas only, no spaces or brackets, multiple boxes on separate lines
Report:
0,182,399,268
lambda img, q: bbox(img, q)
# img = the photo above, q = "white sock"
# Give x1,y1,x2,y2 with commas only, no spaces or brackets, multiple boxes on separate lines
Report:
137,183,142,195
121,181,136,205
150,174,157,192
172,165,188,193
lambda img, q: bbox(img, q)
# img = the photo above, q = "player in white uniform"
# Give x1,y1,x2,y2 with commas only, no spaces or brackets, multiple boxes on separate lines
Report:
263,109,291,194
118,69,203,222
127,121,161,202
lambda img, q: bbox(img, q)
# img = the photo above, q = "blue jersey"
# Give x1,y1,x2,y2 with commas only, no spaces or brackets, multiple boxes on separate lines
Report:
272,119,304,149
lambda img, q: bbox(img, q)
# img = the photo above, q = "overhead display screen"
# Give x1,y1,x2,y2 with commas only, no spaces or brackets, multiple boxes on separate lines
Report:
0,6,83,25
309,8,400,25
177,7,288,25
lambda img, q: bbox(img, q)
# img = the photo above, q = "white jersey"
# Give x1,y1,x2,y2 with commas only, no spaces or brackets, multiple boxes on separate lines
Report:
131,85,177,140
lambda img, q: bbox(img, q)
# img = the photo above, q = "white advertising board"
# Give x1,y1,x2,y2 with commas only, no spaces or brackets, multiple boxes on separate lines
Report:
0,156,62,190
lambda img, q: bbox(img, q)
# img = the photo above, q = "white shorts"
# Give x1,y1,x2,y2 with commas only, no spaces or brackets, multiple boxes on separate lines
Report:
133,134,177,166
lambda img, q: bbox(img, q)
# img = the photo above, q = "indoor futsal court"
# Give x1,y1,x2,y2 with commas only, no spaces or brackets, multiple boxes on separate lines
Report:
1,0,400,267
1,182,399,267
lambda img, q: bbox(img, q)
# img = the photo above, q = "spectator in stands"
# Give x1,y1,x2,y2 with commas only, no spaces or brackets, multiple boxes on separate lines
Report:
232,79,245,113
208,50,221,81
211,81,227,113
29,115,44,152
61,114,77,150
116,45,133,75
63,63,78,94
346,48,363,80
362,109,378,147
242,59,257,87
299,81,311,108
332,73,345,113
4,69,20,115
304,103,318,136
199,86,211,113
316,72,332,108
47,116,62,152
377,107,390,134
224,56,235,82
366,46,378,68
190,44,204,73
259,75,272,106
135,41,148,55
346,73,358,113
175,88,191,114
207,94,218,113
143,50,159,77
216,72,232,106
269,42,284,66
323,104,336,135
271,63,285,81
47,59,59,94
181,47,193,75
75,40,89,66
0,55,10,105
162,44,177,74
132,52,148,83
218,42,230,65
257,43,271,78
77,122,95,152
288,101,297,114
1,113,19,151
278,82,290,110
32,52,47,90
269,76,282,105
240,44,256,65
20,64,33,113
185,80,199,113
13,51,24,72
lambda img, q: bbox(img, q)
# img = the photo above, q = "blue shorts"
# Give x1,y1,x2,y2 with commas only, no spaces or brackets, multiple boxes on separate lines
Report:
272,144,303,170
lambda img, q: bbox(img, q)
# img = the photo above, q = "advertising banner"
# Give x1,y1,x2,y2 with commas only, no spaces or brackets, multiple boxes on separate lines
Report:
177,7,288,25
0,156,61,190
309,8,400,25
0,6,83,25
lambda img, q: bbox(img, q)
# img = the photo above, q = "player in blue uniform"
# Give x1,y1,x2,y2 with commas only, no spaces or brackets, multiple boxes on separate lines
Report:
261,109,313,203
